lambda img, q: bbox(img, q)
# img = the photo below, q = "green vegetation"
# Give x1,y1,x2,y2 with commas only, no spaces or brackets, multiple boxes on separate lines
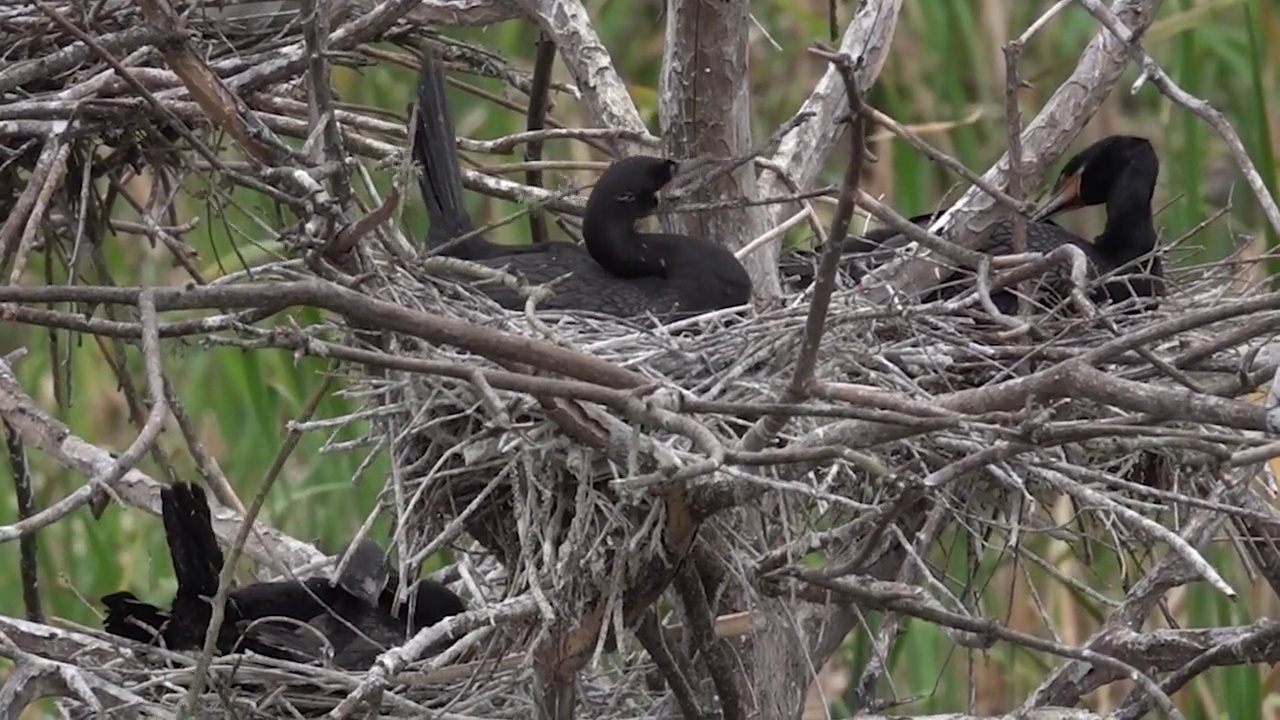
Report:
2,0,1277,717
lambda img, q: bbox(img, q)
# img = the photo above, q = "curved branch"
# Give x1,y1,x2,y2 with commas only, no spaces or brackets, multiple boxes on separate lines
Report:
756,0,902,228
512,0,653,153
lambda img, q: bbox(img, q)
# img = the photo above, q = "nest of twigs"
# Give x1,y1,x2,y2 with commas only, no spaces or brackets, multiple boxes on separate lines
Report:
6,0,1280,718
362,247,1280,715
380,246,1277,542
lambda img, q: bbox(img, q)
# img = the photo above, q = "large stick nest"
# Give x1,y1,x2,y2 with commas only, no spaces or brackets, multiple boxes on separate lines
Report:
384,245,1280,599
5,0,1280,718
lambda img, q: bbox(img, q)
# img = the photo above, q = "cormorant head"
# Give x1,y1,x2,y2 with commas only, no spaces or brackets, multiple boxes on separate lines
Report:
1031,135,1157,221
333,538,392,603
588,155,678,220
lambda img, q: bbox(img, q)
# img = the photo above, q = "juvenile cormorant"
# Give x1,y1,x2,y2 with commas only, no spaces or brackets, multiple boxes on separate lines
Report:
101,483,465,669
102,483,352,654
252,570,467,670
413,55,752,319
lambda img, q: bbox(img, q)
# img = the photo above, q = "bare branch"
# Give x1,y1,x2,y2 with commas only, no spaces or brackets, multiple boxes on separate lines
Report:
0,356,324,570
523,34,557,245
3,413,41,623
756,0,902,228
738,47,868,451
513,0,652,151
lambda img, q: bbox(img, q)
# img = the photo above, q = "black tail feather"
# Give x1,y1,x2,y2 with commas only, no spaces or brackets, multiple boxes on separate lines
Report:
414,54,476,254
102,481,469,669
160,483,223,601
100,483,226,651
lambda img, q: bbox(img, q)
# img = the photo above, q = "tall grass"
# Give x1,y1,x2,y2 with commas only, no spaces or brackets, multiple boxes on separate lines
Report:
2,0,1276,717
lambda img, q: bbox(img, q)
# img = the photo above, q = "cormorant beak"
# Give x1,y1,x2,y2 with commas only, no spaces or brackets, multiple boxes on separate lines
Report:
1030,171,1083,222
661,155,719,200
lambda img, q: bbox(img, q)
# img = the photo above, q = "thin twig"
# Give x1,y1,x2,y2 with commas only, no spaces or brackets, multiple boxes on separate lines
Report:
738,45,868,453
523,34,556,246
4,417,41,623
184,371,339,710
1003,38,1029,317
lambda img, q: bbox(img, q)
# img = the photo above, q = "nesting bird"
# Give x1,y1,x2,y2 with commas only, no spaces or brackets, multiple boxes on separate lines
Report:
780,135,1164,314
101,483,464,670
413,54,752,319
1030,134,1163,308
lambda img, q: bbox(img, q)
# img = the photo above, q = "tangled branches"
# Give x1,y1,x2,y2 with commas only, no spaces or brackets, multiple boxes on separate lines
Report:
3,0,1280,718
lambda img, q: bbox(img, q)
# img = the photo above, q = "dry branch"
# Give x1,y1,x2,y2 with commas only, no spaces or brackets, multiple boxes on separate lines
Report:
0,357,324,571
2,0,1280,717
514,0,652,153
757,0,902,230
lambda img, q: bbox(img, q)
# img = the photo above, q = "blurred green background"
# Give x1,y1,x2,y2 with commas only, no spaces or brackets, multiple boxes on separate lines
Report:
2,0,1278,717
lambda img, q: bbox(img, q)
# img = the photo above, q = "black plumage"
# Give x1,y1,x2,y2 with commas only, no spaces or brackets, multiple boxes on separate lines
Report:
414,55,517,263
777,210,941,288
101,483,466,669
780,209,1087,312
274,574,468,670
1031,134,1163,308
413,55,752,319
102,483,350,655
245,553,467,670
781,135,1163,314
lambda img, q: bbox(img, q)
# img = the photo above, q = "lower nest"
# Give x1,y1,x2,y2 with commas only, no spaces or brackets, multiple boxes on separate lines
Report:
50,643,660,719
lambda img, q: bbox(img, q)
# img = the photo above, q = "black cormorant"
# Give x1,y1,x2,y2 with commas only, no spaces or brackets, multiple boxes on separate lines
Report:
101,483,465,669
413,55,752,319
781,135,1163,313
1030,134,1163,308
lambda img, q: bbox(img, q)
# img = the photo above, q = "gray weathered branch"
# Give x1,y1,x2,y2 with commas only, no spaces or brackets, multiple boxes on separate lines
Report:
756,0,903,229
513,0,653,153
0,358,325,571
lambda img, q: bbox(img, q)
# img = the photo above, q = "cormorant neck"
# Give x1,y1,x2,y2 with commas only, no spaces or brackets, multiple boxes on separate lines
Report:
582,208,670,279
1095,163,1157,265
